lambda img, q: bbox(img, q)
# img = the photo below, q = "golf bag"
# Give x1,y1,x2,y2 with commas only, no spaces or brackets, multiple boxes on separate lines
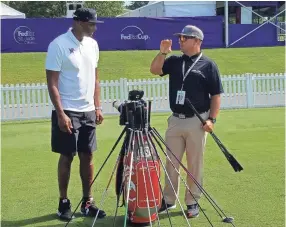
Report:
116,133,161,225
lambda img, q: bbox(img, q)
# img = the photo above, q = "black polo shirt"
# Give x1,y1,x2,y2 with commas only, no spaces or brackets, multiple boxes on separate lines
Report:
160,52,224,115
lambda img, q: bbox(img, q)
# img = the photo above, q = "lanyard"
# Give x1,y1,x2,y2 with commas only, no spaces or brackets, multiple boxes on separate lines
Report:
181,52,202,90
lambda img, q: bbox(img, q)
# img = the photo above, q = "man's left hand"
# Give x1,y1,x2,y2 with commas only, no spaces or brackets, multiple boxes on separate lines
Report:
96,109,104,125
202,120,214,132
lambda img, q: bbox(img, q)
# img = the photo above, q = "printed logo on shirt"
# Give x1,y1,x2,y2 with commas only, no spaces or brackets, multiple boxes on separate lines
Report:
69,48,75,54
191,70,205,78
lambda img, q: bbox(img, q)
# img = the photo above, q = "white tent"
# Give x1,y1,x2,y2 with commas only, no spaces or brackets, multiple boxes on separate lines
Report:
118,1,216,17
0,2,26,19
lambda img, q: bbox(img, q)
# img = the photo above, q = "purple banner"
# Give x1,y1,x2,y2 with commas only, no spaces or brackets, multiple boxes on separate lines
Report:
1,17,223,53
96,17,224,51
229,24,284,47
1,18,72,53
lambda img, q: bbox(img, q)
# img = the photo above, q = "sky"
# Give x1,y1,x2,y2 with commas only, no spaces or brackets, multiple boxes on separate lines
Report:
124,1,131,6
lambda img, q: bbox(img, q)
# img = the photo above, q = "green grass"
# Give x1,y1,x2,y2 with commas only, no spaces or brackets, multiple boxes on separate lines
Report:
1,108,285,227
1,46,285,85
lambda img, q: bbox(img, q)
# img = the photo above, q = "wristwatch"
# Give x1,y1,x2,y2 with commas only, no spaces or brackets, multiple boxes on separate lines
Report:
95,106,103,110
208,117,216,124
159,52,168,55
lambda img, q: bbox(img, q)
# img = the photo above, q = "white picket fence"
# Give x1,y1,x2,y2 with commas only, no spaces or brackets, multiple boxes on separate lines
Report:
1,73,285,121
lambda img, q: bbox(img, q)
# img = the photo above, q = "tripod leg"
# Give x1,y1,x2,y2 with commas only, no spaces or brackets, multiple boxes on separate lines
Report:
64,127,127,227
112,129,135,227
143,133,192,226
144,128,173,227
151,128,224,215
146,130,215,227
135,131,154,226
138,130,162,226
137,130,161,226
112,167,127,227
123,129,136,227
91,150,122,226
151,128,236,226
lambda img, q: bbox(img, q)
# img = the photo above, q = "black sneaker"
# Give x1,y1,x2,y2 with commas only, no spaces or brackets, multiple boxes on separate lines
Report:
158,199,176,214
80,197,106,218
186,203,199,218
57,198,74,221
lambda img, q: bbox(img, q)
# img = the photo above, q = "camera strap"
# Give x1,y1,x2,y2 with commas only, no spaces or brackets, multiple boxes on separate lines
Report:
181,52,202,90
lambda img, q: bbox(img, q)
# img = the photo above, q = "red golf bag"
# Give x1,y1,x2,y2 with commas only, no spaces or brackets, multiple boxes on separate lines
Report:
116,134,161,226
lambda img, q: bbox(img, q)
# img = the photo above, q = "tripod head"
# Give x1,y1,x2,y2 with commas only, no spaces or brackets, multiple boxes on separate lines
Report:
113,90,151,130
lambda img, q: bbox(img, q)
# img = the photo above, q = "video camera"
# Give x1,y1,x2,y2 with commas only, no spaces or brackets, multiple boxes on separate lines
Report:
112,90,148,129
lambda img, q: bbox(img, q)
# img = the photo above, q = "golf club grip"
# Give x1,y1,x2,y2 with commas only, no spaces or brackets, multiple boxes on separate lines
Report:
185,98,206,124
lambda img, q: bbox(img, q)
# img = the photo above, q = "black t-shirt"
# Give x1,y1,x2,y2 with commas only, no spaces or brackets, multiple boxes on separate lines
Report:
160,52,224,114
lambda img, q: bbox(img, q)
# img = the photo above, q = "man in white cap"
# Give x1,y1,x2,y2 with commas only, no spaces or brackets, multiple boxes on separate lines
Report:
150,25,224,218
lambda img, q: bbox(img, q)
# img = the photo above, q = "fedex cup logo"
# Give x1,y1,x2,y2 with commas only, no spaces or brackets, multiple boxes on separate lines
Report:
13,26,36,44
121,25,150,41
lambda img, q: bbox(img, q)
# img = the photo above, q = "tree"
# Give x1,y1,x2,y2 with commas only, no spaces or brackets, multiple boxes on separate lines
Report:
84,1,125,17
2,1,125,18
126,1,149,10
2,1,66,18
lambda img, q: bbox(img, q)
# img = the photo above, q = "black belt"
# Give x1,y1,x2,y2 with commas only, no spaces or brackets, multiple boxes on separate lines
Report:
173,113,195,119
173,111,207,119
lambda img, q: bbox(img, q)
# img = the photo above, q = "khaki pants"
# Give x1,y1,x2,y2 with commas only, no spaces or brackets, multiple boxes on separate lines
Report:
163,112,209,206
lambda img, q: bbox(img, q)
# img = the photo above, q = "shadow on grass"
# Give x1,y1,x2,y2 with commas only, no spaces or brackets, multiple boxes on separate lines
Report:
1,213,57,227
1,209,201,227
1,213,143,227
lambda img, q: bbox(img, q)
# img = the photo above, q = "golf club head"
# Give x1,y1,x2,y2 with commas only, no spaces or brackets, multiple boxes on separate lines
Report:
222,216,234,223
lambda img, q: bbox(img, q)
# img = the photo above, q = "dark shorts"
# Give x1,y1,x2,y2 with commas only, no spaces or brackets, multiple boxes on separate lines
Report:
51,110,97,156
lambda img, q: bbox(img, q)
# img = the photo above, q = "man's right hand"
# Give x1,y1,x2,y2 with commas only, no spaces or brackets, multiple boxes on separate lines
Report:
57,112,73,134
160,39,172,54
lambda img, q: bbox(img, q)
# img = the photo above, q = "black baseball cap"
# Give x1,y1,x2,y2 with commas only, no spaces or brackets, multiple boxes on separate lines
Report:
174,25,204,41
73,8,104,23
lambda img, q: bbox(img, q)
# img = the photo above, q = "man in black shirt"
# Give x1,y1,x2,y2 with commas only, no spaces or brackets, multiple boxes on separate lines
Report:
150,25,224,218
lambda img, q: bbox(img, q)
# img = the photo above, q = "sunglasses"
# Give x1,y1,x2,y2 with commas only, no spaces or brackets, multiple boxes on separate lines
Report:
178,35,196,42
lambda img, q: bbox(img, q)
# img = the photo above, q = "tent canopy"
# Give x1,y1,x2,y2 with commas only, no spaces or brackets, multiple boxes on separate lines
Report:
118,1,216,17
0,2,26,19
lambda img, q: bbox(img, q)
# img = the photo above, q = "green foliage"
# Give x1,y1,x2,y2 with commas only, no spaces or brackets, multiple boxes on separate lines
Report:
2,1,125,18
126,1,149,10
2,1,66,18
84,1,125,17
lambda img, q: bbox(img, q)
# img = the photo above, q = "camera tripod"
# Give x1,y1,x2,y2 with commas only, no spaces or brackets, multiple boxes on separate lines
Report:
65,99,238,227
